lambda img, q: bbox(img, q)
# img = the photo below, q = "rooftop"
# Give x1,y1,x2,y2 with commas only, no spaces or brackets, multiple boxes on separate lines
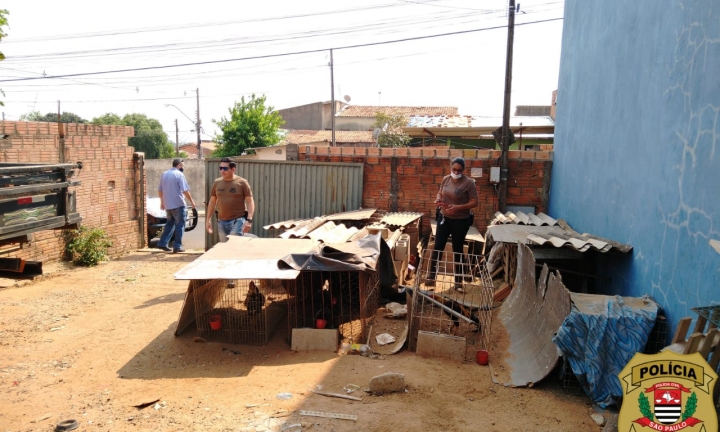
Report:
282,129,376,145
336,105,459,118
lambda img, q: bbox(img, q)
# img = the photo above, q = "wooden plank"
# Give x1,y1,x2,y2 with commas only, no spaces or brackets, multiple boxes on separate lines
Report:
313,390,362,401
709,337,720,371
693,316,708,334
671,317,692,344
698,329,719,359
683,332,703,354
299,410,357,421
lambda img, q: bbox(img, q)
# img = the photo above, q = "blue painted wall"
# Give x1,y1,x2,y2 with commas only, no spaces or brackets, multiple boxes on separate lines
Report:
551,0,720,333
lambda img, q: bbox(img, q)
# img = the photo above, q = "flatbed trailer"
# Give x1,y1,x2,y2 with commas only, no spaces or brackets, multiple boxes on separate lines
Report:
0,162,83,241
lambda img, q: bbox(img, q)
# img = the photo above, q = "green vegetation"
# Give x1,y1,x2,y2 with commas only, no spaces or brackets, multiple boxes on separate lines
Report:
19,111,88,123
212,94,284,157
92,113,175,159
0,9,7,106
65,226,113,266
372,112,411,148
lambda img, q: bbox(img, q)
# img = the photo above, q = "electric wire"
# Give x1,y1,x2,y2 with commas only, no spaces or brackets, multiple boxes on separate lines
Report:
0,17,563,84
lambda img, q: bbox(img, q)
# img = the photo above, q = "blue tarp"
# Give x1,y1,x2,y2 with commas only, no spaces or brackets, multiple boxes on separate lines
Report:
552,293,659,408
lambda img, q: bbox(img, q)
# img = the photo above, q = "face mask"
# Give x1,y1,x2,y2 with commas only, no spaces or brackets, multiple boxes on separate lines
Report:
450,172,462,180
178,168,184,172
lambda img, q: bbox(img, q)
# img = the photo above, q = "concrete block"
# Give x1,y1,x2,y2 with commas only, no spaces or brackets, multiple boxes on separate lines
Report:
291,328,339,352
415,331,466,362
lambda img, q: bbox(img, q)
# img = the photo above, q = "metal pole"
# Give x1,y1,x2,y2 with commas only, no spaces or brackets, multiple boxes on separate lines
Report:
330,49,336,147
498,0,516,213
175,119,179,157
196,88,202,160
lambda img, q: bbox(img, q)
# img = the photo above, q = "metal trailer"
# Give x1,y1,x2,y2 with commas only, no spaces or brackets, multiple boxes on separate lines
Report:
0,162,83,241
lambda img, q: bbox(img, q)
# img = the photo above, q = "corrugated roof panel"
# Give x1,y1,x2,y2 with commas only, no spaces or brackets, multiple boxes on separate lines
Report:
489,224,630,253
338,106,458,118
306,221,360,243
325,208,377,221
492,211,558,226
380,212,423,227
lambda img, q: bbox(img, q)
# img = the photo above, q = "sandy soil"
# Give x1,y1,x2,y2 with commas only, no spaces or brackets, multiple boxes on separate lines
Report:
0,250,602,432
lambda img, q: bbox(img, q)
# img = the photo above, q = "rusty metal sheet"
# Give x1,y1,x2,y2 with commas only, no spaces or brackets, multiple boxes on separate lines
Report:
174,236,316,280
489,243,572,387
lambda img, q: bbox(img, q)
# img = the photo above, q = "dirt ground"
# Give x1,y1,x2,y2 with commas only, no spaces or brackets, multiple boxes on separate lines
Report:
0,250,602,432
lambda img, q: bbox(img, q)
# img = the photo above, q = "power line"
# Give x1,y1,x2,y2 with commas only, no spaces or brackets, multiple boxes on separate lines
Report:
0,18,563,84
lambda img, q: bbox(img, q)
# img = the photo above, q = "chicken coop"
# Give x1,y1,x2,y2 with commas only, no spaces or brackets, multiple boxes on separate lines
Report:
286,270,380,344
173,235,384,347
409,247,495,362
188,278,289,345
173,237,319,345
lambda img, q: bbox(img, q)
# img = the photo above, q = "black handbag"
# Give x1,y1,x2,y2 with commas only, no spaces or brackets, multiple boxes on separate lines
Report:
436,207,442,222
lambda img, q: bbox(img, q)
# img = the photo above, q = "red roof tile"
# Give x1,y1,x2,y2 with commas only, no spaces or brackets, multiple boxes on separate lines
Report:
283,130,375,144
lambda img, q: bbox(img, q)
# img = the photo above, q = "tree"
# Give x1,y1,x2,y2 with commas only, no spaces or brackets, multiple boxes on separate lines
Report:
0,9,7,106
372,112,412,148
91,113,175,159
212,94,284,157
19,111,88,123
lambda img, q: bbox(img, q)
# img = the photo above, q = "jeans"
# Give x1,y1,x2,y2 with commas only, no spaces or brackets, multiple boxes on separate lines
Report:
217,217,246,242
428,215,472,284
158,207,187,251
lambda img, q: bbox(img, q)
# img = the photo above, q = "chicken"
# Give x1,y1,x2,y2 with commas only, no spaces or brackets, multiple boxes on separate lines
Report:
428,292,481,335
244,281,266,316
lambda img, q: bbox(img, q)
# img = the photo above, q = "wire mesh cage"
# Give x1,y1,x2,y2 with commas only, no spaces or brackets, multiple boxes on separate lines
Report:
409,247,495,361
192,278,289,345
286,270,380,344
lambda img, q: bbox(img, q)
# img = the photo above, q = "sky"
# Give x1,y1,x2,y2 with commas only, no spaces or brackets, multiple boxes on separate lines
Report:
0,0,564,144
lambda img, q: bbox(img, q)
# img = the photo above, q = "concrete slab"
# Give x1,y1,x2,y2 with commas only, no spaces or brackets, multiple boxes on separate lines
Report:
415,331,466,362
291,328,339,352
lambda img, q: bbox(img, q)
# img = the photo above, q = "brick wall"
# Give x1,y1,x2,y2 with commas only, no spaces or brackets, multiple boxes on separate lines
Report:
0,121,143,262
301,145,552,235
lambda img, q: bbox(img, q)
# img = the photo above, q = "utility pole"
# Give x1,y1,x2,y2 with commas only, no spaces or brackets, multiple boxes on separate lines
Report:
330,49,336,147
195,88,203,160
175,119,179,157
498,0,516,213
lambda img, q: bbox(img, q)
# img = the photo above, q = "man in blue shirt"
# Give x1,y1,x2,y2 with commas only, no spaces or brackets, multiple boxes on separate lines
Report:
157,159,196,253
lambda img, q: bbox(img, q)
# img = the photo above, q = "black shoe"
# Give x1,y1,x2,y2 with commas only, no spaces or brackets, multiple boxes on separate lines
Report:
173,247,185,253
157,245,172,252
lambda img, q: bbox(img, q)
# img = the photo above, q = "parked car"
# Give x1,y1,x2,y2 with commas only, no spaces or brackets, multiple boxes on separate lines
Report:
146,197,198,242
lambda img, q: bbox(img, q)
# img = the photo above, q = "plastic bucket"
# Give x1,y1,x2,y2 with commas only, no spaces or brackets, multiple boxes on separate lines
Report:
209,315,222,330
476,349,489,365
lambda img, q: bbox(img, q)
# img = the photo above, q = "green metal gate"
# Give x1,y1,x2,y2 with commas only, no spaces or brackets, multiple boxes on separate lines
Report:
204,159,364,249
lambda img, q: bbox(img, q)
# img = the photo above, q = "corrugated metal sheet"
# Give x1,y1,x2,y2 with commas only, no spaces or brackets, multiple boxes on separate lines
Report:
380,212,423,227
175,236,317,280
486,224,632,253
492,211,558,226
205,159,363,248
263,218,314,230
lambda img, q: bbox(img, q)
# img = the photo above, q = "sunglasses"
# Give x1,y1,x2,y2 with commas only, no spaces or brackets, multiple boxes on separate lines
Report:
219,166,230,171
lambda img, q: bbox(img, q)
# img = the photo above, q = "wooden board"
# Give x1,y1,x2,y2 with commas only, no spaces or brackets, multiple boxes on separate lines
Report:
299,410,357,421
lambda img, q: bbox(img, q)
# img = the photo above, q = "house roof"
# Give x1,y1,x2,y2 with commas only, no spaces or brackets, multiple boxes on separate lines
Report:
282,130,376,145
336,105,459,118
405,115,555,137
179,143,214,158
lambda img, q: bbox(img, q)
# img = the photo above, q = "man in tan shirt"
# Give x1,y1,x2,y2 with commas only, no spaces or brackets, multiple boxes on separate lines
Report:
205,157,255,242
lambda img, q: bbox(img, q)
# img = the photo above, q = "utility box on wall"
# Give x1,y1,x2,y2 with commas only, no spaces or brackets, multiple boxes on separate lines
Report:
489,166,500,184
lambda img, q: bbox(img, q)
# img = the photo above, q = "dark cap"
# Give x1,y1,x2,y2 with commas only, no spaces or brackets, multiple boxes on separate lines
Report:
172,158,184,167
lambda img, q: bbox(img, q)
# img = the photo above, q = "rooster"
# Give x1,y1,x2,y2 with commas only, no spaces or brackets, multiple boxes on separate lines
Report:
244,281,266,316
